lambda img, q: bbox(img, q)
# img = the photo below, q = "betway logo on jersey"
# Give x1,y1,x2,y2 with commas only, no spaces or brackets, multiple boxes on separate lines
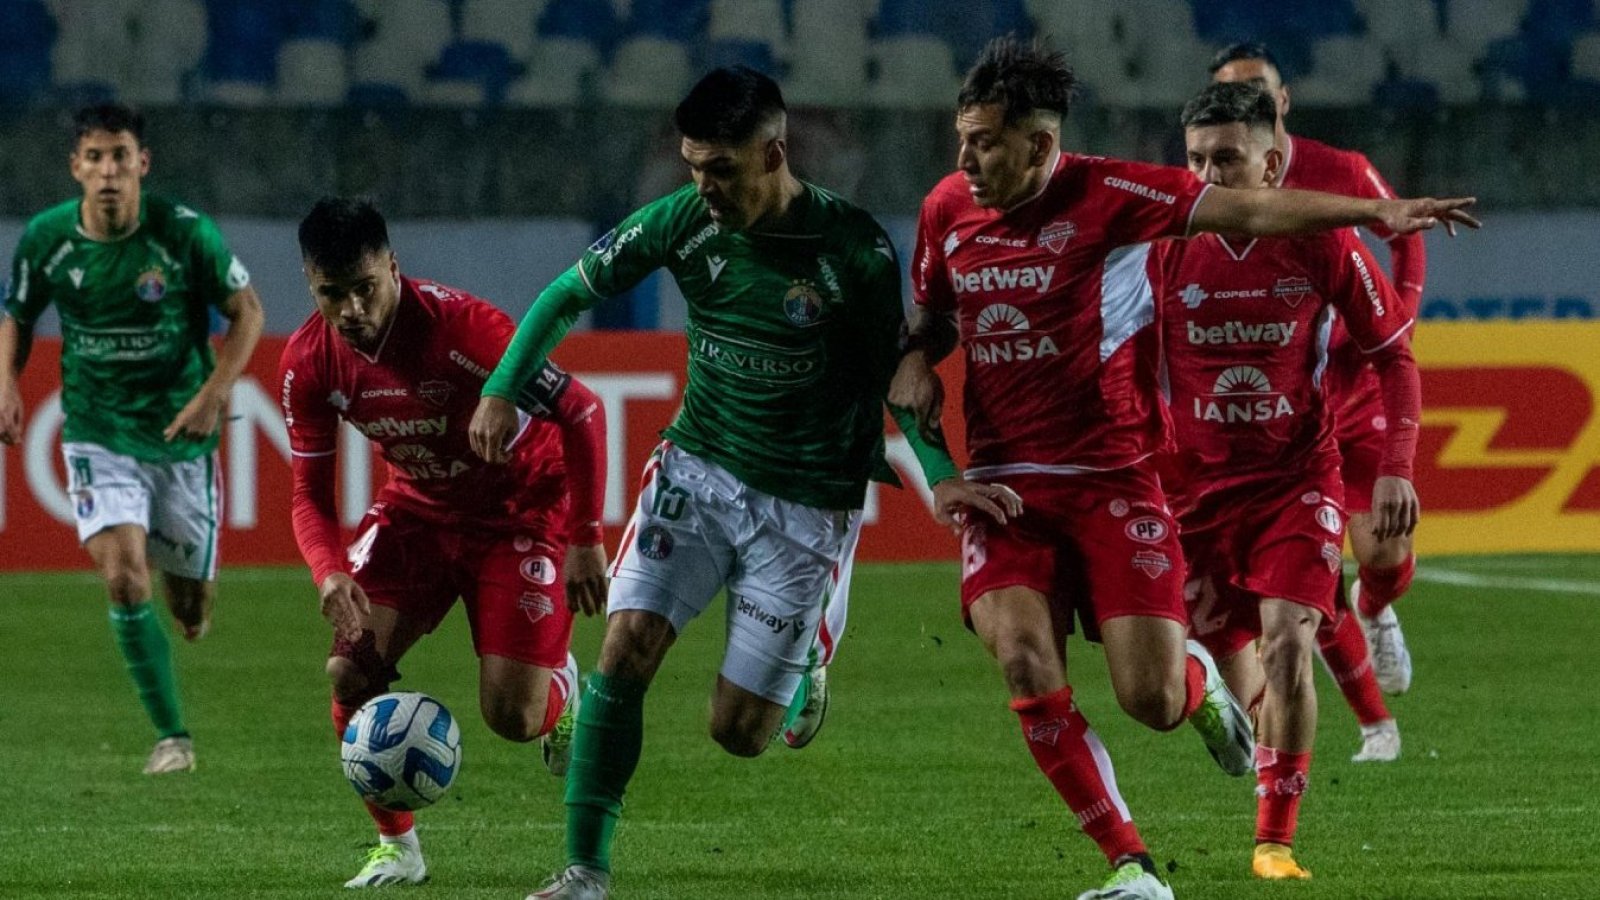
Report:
352,415,448,438
1104,176,1176,205
1194,365,1293,423
1186,320,1298,347
675,223,719,261
1351,251,1386,315
967,304,1060,365
948,264,1057,295
689,325,822,387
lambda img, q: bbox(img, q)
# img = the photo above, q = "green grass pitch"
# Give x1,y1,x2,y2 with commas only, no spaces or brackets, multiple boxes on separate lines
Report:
3,556,1596,899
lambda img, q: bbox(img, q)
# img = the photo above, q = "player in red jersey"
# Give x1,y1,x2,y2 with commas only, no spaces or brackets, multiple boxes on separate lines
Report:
1214,43,1422,761
1152,81,1422,880
892,37,1474,900
278,198,608,889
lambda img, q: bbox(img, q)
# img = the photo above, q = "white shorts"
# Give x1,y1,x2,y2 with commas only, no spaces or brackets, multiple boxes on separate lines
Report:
609,443,860,704
63,441,222,581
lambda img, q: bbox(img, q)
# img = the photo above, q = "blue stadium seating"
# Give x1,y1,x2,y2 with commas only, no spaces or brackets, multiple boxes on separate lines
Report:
626,0,708,45
1371,76,1443,112
0,0,56,105
203,0,286,86
876,0,1029,71
283,0,359,45
427,40,525,104
347,82,412,107
538,0,618,51
707,39,780,77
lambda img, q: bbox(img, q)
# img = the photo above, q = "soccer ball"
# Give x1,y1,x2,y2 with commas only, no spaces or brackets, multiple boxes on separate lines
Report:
340,691,462,811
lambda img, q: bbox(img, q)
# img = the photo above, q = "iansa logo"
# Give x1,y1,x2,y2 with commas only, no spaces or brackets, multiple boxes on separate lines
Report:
968,304,1060,365
1193,366,1293,423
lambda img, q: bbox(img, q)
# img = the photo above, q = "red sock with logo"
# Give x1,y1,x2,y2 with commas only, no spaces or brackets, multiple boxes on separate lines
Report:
1318,612,1391,726
1254,746,1311,845
1357,555,1415,618
333,696,416,837
537,677,569,738
1011,686,1146,864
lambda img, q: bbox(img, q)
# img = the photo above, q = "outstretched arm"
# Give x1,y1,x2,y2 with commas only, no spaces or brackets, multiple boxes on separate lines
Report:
1191,187,1479,239
165,285,265,443
0,315,32,444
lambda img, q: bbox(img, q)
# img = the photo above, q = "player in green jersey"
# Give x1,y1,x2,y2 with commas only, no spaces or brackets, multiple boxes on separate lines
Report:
468,68,1016,900
0,104,264,775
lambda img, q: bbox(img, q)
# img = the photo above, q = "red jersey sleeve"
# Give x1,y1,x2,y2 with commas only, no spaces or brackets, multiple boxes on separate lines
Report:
911,188,957,312
278,337,347,585
1318,231,1420,479
1095,158,1211,246
1354,157,1427,310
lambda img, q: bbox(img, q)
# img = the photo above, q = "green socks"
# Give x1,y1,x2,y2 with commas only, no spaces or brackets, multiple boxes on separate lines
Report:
564,671,648,872
109,603,187,739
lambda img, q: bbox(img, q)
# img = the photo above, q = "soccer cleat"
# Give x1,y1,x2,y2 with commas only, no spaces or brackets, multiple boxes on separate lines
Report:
143,735,196,774
1252,842,1312,880
344,841,428,888
1185,640,1256,776
780,663,829,749
527,865,609,900
543,654,580,777
1073,861,1174,900
1351,719,1401,763
1354,585,1413,695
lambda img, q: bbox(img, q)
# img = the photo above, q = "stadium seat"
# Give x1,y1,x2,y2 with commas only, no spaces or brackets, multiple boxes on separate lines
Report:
1396,36,1480,103
603,35,694,106
283,0,359,44
1480,34,1566,100
1524,0,1597,46
1571,31,1600,79
1446,0,1530,54
202,0,285,102
278,37,349,105
125,0,206,103
1358,0,1442,48
52,80,120,106
538,0,616,54
1371,76,1443,112
867,35,960,109
353,0,452,96
346,81,410,106
425,40,525,106
627,0,709,44
709,0,785,47
785,0,870,105
48,0,137,88
707,39,780,76
1301,35,1388,101
1123,0,1212,108
508,34,602,106
0,0,56,106
462,0,541,61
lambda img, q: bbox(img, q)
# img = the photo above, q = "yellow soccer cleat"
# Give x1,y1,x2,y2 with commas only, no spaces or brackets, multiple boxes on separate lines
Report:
1253,842,1312,880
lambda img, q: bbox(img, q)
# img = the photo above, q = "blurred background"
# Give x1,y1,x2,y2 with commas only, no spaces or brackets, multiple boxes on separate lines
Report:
2,0,1598,561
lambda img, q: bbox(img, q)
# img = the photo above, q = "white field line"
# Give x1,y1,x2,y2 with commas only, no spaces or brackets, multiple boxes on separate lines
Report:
1416,566,1600,596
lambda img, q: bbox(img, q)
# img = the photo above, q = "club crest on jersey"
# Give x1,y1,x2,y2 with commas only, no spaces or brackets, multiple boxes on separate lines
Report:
783,282,825,327
418,380,454,407
518,591,555,624
135,268,167,302
75,490,95,519
1037,220,1077,253
638,526,674,561
1132,549,1172,579
519,555,557,585
1274,276,1314,309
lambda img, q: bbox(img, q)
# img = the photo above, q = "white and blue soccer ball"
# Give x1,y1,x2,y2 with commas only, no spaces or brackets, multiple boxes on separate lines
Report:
341,691,462,811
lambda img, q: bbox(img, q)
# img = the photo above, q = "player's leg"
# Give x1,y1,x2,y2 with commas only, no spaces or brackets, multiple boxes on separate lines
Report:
144,449,222,642
465,534,580,774
536,444,728,899
1251,597,1320,880
779,513,862,749
1317,587,1400,763
66,441,193,773
1348,522,1415,694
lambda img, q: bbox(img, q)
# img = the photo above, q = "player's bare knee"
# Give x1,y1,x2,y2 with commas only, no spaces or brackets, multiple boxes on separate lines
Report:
326,656,369,702
482,696,544,743
1260,629,1316,695
596,612,674,682
995,635,1060,697
102,562,150,605
709,717,769,758
1116,675,1186,730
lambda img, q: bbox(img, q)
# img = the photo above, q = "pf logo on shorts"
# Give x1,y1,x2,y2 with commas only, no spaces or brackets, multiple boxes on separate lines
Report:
1125,516,1169,544
519,556,557,585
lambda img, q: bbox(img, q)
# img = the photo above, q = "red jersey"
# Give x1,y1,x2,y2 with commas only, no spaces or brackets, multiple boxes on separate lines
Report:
913,154,1210,475
279,277,605,584
1279,134,1426,396
1152,227,1417,518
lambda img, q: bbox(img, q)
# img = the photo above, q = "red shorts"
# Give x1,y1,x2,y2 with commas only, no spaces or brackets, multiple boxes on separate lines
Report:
959,464,1187,641
346,501,572,668
1178,473,1346,659
1334,372,1386,515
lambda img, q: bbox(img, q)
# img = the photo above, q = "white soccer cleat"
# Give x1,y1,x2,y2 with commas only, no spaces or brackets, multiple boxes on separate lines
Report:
527,865,609,899
1351,719,1402,763
543,653,581,777
781,664,830,749
143,735,196,774
1354,587,1413,695
1184,640,1256,777
344,839,428,888
1074,861,1174,899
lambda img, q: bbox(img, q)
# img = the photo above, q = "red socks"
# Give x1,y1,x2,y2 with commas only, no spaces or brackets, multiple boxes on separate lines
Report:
538,676,570,737
333,697,415,837
1181,654,1206,722
1011,686,1146,864
1357,555,1415,618
1318,611,1392,726
1254,746,1311,845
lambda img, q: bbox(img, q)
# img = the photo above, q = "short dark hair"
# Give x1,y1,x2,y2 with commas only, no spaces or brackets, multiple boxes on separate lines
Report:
298,197,390,272
1208,42,1282,78
1180,81,1278,132
73,103,144,147
675,66,786,145
957,35,1077,127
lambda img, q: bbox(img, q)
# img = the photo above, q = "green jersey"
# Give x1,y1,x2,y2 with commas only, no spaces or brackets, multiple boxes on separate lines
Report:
5,195,249,462
486,182,907,510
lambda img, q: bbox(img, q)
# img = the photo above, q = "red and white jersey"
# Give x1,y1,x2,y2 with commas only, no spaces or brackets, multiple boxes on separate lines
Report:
1152,227,1413,514
913,154,1210,475
278,278,605,582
